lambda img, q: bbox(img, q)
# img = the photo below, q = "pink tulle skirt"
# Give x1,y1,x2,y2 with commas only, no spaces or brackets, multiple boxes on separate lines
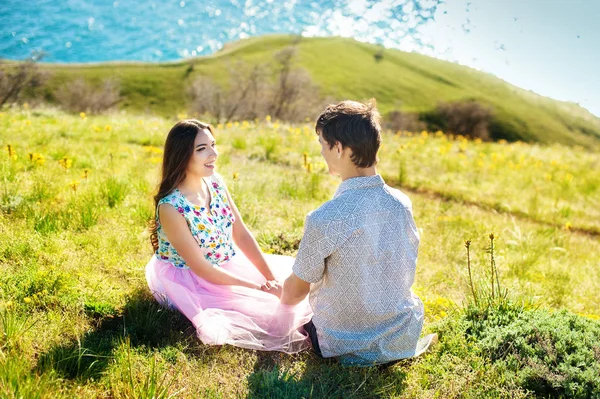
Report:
145,252,312,353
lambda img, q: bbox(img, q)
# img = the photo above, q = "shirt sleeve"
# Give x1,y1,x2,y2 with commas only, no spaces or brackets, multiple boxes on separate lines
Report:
292,212,338,284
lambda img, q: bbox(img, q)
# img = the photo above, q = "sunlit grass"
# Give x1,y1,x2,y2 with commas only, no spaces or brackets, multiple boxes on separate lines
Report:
1,106,599,397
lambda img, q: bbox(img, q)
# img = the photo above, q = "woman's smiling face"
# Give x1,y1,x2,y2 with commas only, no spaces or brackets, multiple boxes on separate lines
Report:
187,128,218,177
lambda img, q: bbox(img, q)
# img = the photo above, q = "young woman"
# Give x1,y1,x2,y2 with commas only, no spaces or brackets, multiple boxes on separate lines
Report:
145,119,311,353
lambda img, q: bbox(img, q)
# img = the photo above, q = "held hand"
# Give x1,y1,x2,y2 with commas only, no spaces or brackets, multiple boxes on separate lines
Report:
260,280,283,298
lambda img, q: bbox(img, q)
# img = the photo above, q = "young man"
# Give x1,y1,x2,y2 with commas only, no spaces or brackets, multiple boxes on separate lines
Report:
279,100,435,365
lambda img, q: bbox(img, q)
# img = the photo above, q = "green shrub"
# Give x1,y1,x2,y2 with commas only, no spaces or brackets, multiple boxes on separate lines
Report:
421,100,493,140
465,305,600,398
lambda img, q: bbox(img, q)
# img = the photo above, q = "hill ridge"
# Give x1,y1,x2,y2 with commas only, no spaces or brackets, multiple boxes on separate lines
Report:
9,34,600,148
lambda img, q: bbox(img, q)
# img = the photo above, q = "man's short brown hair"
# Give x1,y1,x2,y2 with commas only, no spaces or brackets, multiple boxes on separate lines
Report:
315,99,381,168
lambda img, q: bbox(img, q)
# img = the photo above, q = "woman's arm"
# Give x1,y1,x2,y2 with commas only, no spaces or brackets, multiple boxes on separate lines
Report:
159,203,262,289
222,184,276,281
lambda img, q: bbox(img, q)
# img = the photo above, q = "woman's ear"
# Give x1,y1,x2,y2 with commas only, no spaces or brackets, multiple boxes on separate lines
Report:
336,142,342,159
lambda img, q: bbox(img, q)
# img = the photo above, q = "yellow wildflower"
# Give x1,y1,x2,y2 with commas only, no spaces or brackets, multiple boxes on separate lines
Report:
69,180,80,192
32,153,45,165
144,146,163,154
58,157,73,170
565,173,573,182
265,115,271,123
24,297,32,304
82,169,89,179
232,172,239,181
80,112,86,119
217,123,223,129
105,125,112,132
303,152,309,168
564,222,572,230
307,163,313,173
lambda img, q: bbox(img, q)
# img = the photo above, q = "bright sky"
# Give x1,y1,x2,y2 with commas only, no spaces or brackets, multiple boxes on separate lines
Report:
413,0,600,116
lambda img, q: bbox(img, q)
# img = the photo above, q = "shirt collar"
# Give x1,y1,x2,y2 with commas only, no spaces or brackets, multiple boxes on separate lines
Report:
333,174,385,199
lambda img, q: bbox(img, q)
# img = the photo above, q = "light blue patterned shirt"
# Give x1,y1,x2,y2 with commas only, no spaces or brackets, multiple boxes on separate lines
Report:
292,175,424,365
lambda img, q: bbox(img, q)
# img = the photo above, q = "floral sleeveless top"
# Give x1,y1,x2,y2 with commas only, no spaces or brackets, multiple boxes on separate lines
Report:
155,173,236,269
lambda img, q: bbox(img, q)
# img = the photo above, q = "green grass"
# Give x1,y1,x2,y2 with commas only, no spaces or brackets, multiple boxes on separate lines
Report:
1,107,599,397
6,35,600,148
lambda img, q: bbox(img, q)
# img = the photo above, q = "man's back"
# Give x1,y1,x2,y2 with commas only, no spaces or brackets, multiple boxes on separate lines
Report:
293,175,425,365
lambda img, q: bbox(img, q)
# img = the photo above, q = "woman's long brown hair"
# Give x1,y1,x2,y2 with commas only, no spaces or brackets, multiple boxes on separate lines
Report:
149,119,214,252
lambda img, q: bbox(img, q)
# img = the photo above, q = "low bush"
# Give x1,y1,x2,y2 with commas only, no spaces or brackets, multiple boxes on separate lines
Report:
455,236,600,398
188,46,322,123
55,78,121,114
0,52,49,108
385,109,427,132
465,305,600,398
421,100,493,140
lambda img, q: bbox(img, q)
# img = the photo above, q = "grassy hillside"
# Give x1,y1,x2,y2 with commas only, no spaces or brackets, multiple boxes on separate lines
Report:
1,107,599,397
21,35,600,148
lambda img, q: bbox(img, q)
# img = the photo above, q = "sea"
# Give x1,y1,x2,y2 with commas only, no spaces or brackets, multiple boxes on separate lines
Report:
0,0,440,63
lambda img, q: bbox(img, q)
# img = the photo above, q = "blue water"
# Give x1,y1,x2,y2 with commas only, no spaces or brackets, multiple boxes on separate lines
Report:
0,0,440,63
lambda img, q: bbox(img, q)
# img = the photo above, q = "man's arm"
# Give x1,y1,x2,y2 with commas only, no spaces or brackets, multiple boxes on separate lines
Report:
280,273,311,305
